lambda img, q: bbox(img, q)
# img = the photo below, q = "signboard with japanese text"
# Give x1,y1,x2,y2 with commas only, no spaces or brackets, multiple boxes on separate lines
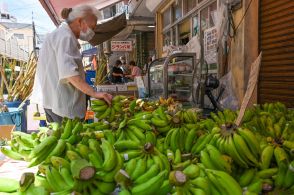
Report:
111,41,133,52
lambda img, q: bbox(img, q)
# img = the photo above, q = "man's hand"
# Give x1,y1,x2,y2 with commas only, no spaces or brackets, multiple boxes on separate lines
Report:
94,92,113,105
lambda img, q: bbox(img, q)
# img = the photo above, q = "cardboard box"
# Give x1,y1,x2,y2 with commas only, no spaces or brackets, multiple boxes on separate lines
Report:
0,125,15,140
96,85,117,92
116,85,128,91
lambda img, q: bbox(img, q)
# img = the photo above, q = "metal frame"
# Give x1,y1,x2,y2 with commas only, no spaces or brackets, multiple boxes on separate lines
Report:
147,52,198,102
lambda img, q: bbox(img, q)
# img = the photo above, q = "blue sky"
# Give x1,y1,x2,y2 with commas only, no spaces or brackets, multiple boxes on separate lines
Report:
0,0,56,34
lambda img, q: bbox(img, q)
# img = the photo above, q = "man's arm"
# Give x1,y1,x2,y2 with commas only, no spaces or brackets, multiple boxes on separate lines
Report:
67,75,112,105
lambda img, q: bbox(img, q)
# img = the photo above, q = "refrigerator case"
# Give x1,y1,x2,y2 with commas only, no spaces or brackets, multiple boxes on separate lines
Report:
147,53,198,107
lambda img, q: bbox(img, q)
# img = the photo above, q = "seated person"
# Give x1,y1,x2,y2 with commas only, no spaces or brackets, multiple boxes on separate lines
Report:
112,60,124,83
125,61,142,80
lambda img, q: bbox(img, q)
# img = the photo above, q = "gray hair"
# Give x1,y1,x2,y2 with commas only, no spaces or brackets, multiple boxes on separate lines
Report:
61,5,99,23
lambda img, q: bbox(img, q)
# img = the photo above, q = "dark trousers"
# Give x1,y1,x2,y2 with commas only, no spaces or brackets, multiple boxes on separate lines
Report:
44,108,63,124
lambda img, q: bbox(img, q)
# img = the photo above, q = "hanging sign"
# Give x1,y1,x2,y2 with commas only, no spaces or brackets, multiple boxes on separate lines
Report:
111,41,133,52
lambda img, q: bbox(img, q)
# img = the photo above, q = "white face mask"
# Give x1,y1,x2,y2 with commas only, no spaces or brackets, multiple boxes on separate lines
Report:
79,22,95,41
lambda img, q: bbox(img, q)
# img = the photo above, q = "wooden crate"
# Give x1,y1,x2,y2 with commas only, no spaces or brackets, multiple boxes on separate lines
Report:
0,125,15,140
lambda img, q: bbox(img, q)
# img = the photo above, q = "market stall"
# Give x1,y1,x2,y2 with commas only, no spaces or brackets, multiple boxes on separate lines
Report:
0,0,294,194
1,95,294,194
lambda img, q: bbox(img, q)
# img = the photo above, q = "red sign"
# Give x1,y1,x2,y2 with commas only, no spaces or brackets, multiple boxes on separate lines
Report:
111,41,133,51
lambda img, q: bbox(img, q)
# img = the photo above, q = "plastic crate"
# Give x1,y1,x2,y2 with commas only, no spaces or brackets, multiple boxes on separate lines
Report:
0,108,24,132
4,100,29,132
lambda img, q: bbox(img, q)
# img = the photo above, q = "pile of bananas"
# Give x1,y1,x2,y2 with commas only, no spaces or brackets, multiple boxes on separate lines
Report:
1,98,294,195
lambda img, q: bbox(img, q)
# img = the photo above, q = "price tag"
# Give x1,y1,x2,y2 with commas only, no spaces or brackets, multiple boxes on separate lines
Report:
123,153,129,161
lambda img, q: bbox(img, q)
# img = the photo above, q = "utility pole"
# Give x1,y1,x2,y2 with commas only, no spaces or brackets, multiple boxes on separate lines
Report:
32,11,37,56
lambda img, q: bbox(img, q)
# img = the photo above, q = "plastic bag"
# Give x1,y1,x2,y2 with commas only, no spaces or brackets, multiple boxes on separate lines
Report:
218,71,239,110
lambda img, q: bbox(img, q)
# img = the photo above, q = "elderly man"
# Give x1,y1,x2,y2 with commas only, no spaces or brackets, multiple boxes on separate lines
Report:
32,5,112,123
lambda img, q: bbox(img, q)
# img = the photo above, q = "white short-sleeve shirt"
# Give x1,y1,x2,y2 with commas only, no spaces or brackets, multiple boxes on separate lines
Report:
33,23,86,119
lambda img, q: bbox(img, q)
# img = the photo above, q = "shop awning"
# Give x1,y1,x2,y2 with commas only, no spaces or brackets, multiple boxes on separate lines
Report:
145,0,164,12
89,13,127,46
39,0,124,25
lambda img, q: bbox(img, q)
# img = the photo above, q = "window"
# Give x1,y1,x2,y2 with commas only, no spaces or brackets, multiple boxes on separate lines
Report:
14,33,24,39
200,7,209,33
192,15,199,36
209,2,217,27
172,1,182,22
172,27,177,45
163,31,171,47
184,0,197,14
179,19,190,45
163,8,171,28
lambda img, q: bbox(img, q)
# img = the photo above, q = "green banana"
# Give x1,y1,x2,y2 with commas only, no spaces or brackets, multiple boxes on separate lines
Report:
45,139,66,162
134,164,160,184
257,168,278,179
151,117,169,127
114,140,142,151
131,170,167,195
60,120,72,139
237,128,260,158
174,149,182,164
200,150,216,169
92,180,116,194
121,150,142,161
60,167,74,188
190,177,210,194
206,169,242,195
66,150,82,161
0,147,23,160
225,136,248,168
260,145,274,169
275,162,288,189
125,158,137,176
128,125,145,140
101,139,117,171
192,133,213,154
206,144,232,173
157,180,172,195
0,178,19,193
96,151,123,182
183,164,200,179
238,168,256,187
30,136,57,159
88,152,103,169
51,156,70,169
184,127,197,152
233,133,259,166
274,146,288,167
131,158,147,180
91,99,106,106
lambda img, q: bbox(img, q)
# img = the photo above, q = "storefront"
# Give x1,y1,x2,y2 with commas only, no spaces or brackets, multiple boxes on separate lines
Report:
155,0,217,58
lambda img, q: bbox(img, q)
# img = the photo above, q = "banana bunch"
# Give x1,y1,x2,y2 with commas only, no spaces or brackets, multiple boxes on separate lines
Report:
210,109,237,126
209,128,260,168
205,168,243,195
168,164,211,195
199,144,232,173
158,97,175,106
164,127,188,153
91,95,125,122
116,169,168,195
115,115,153,143
151,106,171,134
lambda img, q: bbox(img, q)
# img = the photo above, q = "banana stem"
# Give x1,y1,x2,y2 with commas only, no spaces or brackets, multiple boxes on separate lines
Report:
169,171,187,186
